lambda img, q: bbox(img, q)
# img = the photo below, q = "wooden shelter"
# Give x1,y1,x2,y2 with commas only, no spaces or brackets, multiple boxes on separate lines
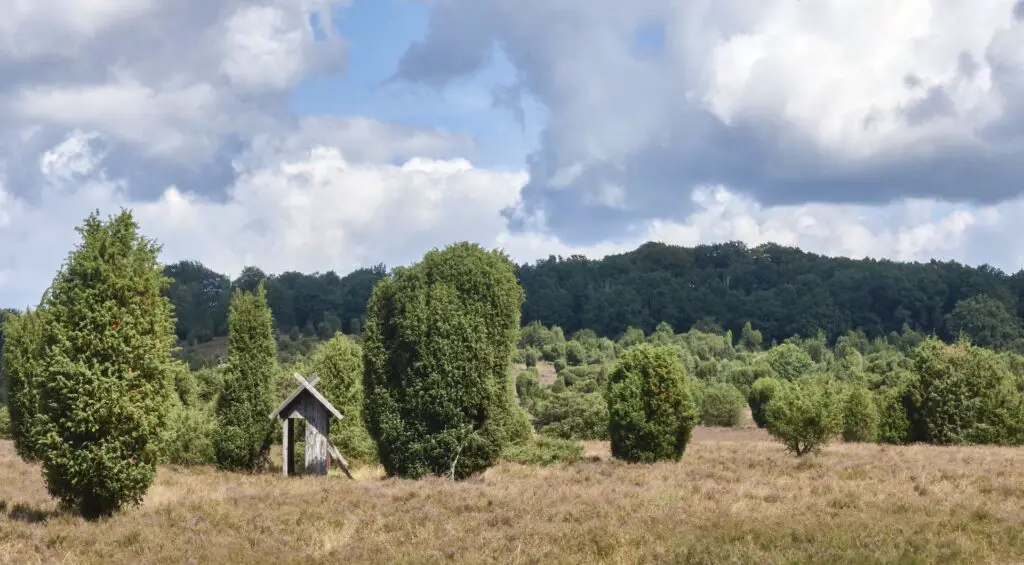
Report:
269,373,353,479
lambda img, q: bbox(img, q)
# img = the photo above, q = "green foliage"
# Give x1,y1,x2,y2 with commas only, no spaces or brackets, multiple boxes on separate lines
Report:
700,383,747,427
515,369,540,401
501,436,583,466
553,358,567,373
193,365,226,403
172,362,199,407
763,343,815,381
160,404,216,466
606,344,700,463
764,379,843,456
2,309,46,461
748,377,783,428
33,211,178,518
945,295,1023,352
739,322,763,352
841,385,880,443
0,405,10,440
362,242,524,480
530,391,609,441
911,338,1024,445
213,284,278,471
875,385,912,445
524,347,540,367
307,334,377,465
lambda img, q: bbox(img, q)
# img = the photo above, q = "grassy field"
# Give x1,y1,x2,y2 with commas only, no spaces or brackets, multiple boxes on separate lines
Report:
3,429,1024,565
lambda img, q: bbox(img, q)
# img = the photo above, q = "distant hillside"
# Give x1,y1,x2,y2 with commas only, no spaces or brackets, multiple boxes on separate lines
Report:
162,241,1024,351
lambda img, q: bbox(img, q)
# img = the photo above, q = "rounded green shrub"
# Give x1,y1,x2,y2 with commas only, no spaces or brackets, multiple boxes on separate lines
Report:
911,339,1024,445
606,344,700,463
213,284,278,471
553,358,567,373
362,242,524,480
764,379,842,456
748,377,782,428
524,347,541,367
700,383,747,427
33,211,179,518
307,334,377,465
841,385,880,443
763,343,815,381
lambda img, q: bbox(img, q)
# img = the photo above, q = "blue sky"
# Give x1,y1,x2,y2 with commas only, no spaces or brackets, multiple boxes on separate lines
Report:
0,0,1022,306
289,0,543,170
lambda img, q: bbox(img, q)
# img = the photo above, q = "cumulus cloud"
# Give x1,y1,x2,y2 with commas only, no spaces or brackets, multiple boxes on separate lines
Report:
0,0,347,200
396,0,1024,243
3,0,1024,309
5,128,1024,309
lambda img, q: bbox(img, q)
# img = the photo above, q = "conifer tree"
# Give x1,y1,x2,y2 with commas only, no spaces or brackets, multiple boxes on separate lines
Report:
2,309,46,461
213,284,277,471
34,210,177,518
363,242,524,479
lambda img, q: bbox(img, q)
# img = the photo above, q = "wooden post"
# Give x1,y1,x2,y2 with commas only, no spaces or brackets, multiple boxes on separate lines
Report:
282,418,294,476
304,398,329,475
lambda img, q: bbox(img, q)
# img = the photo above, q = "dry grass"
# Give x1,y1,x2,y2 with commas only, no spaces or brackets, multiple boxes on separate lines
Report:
3,430,1024,565
510,361,559,386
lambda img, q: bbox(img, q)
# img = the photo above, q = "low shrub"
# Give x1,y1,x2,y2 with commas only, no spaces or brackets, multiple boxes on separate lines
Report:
606,344,700,463
502,436,583,466
842,385,880,443
700,383,747,427
764,379,842,456
748,377,783,428
160,404,216,466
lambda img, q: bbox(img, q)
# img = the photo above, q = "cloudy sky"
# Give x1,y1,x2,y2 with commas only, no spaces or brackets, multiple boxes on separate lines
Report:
2,0,1024,307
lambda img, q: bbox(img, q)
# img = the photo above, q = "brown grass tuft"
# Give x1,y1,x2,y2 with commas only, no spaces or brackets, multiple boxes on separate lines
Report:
3,430,1024,564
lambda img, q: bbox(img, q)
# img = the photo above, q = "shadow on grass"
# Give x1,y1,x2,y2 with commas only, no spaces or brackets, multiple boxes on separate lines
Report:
0,499,61,523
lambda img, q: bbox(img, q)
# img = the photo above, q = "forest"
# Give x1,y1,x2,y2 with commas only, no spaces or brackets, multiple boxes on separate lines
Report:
159,241,1024,355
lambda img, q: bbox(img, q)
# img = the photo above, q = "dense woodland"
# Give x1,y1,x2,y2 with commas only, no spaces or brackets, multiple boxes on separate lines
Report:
160,241,1024,353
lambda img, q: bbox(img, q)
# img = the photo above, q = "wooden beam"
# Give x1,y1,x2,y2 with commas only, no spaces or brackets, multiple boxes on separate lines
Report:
326,440,354,480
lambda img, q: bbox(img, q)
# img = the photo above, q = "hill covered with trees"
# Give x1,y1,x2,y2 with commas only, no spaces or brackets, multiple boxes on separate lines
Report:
159,241,1024,352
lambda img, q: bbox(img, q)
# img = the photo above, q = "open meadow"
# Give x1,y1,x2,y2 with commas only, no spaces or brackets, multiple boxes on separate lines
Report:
4,428,1024,565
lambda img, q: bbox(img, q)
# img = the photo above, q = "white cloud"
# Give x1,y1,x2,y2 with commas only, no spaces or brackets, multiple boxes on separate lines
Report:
4,130,1024,310
395,0,1024,241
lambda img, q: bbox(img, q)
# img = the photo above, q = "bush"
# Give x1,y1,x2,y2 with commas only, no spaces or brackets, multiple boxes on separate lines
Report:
516,369,540,401
33,211,178,518
911,339,1024,445
213,284,278,471
606,344,700,463
307,334,378,465
764,379,842,456
524,347,541,367
502,436,583,466
553,358,567,373
0,405,10,440
841,385,880,442
875,386,912,445
160,404,216,466
748,377,782,428
1,308,45,461
363,242,524,480
764,344,815,381
533,391,609,441
700,383,746,427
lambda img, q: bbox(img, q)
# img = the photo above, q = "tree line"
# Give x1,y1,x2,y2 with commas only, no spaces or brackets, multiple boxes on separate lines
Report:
156,240,1024,352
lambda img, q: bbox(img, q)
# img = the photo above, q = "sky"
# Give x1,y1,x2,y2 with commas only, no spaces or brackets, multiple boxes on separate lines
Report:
1,0,1024,307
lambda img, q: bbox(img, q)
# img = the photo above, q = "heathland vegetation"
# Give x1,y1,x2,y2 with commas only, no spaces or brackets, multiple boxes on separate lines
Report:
2,211,1024,562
